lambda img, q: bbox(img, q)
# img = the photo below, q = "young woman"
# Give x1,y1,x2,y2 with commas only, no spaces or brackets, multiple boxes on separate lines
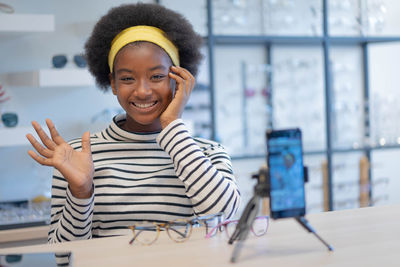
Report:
26,2,240,248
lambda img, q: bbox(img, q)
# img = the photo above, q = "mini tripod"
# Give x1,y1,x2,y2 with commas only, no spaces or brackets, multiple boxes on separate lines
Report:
228,165,334,263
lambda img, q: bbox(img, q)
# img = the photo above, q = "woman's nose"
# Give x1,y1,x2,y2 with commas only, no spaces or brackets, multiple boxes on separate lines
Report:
135,80,152,98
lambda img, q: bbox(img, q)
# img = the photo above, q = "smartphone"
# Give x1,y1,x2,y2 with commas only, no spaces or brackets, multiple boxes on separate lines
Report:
266,128,306,219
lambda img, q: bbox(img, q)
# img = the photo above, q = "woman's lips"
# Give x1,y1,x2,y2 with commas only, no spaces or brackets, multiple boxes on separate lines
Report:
131,101,158,112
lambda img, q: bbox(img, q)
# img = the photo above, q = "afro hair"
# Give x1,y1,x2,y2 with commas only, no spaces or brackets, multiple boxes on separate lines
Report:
84,2,204,91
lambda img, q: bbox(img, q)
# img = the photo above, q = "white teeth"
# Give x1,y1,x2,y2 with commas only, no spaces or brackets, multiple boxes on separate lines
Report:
133,102,156,108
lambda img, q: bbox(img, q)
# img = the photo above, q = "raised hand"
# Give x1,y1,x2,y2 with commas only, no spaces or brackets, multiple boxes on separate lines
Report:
26,119,94,199
160,66,195,129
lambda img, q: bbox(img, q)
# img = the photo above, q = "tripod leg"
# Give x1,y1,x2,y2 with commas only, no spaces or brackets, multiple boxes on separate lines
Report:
229,195,259,244
229,195,260,263
295,217,334,251
231,240,244,263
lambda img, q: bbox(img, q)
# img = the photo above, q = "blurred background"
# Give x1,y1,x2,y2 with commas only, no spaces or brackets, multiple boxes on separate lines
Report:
1,0,400,231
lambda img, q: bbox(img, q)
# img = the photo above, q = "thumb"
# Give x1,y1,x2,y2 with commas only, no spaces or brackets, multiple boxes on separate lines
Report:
81,131,92,154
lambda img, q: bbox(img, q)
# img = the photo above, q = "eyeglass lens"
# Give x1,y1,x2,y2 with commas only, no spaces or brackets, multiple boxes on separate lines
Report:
167,223,192,242
52,55,68,68
5,254,23,263
52,54,87,68
132,226,159,245
73,55,87,68
225,221,239,238
251,217,269,236
1,112,18,127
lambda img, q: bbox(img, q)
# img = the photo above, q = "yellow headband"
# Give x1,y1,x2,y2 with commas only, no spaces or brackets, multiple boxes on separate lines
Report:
108,25,180,73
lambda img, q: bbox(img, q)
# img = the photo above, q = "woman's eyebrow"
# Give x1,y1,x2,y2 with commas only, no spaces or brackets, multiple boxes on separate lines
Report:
149,65,167,71
116,68,133,75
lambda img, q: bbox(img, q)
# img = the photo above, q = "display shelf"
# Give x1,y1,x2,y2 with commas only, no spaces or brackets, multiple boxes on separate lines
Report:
231,149,329,160
330,36,400,44
0,126,48,147
211,35,400,45
1,68,95,88
230,146,400,160
213,35,324,45
0,14,54,36
331,145,400,154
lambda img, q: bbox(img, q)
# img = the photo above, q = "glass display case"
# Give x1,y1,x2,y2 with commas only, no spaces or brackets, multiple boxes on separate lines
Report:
271,46,326,152
159,0,400,212
214,45,270,156
192,0,400,211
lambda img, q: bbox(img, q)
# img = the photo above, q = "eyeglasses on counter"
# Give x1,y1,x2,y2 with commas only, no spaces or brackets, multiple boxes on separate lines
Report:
128,213,270,246
128,212,224,246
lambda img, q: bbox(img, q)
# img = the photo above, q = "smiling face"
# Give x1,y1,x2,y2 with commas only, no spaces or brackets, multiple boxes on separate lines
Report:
110,42,174,132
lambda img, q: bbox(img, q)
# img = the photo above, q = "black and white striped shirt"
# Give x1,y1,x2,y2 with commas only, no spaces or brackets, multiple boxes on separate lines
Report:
49,115,240,244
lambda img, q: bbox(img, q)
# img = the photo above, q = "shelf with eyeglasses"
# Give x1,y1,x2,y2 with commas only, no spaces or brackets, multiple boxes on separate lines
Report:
0,68,95,88
208,35,400,45
230,144,400,160
0,125,48,147
0,199,51,231
0,13,55,38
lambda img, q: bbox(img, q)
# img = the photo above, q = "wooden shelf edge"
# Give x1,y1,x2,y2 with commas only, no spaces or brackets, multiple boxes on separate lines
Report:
0,225,49,243
0,125,48,147
1,69,95,88
0,14,55,33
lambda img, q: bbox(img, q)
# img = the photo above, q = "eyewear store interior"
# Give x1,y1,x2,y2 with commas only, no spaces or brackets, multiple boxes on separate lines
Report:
1,0,400,266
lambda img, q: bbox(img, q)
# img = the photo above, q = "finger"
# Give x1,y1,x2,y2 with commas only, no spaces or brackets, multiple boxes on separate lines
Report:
27,150,54,166
169,72,193,98
31,121,57,150
46,118,66,145
26,133,54,158
171,66,194,83
168,71,185,89
81,131,92,154
170,66,195,93
168,70,189,94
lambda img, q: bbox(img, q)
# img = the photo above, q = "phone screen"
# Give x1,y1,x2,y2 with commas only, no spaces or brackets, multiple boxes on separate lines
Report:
266,128,306,219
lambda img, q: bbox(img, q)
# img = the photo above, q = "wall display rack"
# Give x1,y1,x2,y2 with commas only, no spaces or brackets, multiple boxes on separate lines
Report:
161,0,400,211
1,1,399,231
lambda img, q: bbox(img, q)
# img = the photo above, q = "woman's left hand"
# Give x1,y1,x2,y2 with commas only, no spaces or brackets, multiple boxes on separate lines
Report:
160,66,195,129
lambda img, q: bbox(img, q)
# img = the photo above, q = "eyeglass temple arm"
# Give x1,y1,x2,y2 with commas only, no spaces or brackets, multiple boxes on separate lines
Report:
129,233,139,245
204,220,228,239
168,226,189,238
295,217,334,251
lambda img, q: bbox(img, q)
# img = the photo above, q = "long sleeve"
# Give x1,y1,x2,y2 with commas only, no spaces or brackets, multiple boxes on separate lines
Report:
157,119,241,219
48,169,95,244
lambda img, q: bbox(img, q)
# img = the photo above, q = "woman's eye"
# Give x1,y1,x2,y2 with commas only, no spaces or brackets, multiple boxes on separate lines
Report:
151,74,165,80
120,77,134,81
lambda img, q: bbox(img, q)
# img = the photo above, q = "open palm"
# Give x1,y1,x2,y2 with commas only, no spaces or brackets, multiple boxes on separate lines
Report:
26,119,94,198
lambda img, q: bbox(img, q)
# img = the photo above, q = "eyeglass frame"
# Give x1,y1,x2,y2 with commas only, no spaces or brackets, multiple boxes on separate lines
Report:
51,54,87,69
205,215,270,239
1,112,18,128
0,3,14,14
128,212,225,246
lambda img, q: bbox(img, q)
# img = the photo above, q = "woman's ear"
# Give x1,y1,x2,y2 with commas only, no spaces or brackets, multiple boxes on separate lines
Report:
109,73,117,95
